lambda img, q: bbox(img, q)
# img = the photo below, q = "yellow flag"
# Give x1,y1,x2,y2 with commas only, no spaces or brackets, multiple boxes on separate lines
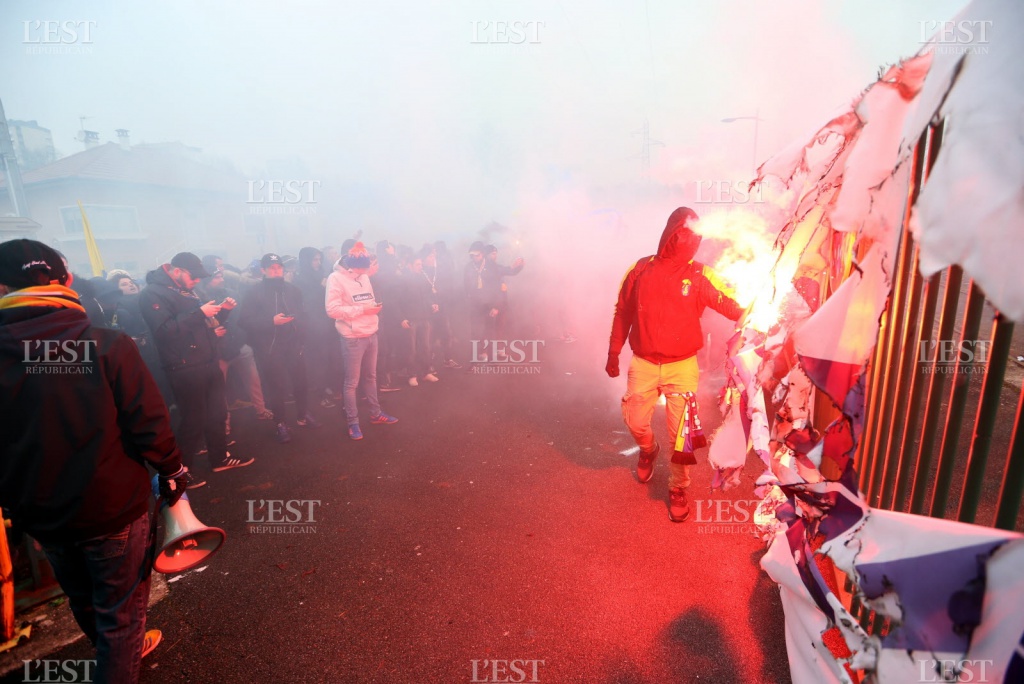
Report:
77,201,105,276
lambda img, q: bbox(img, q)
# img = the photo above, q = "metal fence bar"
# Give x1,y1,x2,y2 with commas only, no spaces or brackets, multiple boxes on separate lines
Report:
859,310,890,494
879,246,925,510
893,267,941,511
864,138,926,504
957,314,1016,523
994,383,1024,531
929,281,986,518
865,227,913,505
909,266,964,514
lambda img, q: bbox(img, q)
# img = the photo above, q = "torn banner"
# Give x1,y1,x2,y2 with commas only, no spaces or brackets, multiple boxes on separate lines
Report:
761,481,1024,684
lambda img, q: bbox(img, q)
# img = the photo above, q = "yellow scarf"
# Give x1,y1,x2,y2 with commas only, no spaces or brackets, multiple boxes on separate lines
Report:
0,284,87,313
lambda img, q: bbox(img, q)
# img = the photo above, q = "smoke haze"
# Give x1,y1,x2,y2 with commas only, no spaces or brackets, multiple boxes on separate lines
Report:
1,0,965,373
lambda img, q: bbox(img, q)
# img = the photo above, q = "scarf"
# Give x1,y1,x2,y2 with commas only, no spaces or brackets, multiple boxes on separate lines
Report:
0,284,86,313
672,391,707,465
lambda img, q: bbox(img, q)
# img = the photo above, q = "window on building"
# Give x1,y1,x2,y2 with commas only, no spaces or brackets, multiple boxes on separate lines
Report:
60,205,142,239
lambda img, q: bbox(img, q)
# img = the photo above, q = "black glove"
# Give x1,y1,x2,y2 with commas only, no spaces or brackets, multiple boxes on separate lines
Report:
605,352,620,378
158,465,191,506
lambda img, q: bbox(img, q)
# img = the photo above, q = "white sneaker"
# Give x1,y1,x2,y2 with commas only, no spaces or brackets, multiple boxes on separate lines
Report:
408,377,419,387
423,373,439,382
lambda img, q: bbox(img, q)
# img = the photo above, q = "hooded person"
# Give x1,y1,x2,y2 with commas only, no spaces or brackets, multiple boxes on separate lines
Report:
606,207,743,522
294,246,342,407
0,239,187,680
325,241,398,439
237,252,321,443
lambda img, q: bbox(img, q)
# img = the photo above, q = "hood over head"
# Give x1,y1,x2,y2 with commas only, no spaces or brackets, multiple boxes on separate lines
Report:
298,247,322,274
657,207,702,263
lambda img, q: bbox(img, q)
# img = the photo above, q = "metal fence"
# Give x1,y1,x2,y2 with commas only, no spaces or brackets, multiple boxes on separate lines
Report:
855,119,1024,533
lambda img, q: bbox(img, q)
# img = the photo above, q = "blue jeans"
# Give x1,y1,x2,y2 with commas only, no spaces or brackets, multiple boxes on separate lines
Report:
41,513,152,684
340,333,381,425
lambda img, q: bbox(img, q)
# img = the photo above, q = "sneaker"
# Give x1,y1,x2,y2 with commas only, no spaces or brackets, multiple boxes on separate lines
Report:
408,377,419,387
297,413,322,428
141,629,162,659
320,397,336,408
348,424,363,440
380,384,401,393
226,438,237,447
423,373,439,382
213,453,255,472
186,477,207,490
369,412,398,425
668,488,690,522
276,422,292,443
637,442,659,484
442,359,462,369
256,409,275,421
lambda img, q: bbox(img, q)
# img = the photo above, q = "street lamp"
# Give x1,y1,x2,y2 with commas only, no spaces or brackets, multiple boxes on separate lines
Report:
721,109,762,175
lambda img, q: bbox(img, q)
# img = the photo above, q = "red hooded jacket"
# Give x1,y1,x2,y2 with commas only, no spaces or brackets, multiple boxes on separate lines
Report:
609,207,743,364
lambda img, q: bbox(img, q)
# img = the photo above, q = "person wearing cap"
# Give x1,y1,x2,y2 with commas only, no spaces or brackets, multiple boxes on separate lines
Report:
139,252,254,476
325,241,398,440
237,253,321,443
606,207,743,522
0,239,190,681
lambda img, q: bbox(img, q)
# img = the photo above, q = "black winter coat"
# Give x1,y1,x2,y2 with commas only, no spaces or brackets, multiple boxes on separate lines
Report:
236,277,305,357
139,266,223,371
0,306,181,542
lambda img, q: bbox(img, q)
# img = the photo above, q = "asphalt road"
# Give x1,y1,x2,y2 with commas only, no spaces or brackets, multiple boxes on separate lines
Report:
11,341,791,684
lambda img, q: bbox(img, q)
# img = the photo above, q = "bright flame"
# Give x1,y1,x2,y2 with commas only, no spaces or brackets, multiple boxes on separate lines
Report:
696,209,782,331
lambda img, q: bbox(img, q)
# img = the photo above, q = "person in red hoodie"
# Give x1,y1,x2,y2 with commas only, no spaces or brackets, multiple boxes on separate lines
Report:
606,207,743,522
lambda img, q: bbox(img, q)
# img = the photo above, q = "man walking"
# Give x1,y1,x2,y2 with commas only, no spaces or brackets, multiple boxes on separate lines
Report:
606,207,743,522
0,239,191,683
326,242,398,440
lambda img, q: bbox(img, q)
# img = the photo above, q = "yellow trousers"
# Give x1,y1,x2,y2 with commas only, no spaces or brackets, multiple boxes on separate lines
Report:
621,355,699,490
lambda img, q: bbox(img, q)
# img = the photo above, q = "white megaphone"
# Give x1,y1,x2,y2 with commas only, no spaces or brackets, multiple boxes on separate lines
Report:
151,476,226,574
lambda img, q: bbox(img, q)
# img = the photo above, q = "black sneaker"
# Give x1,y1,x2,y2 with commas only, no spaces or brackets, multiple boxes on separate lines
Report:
296,413,322,428
186,477,207,490
212,453,255,473
276,422,292,443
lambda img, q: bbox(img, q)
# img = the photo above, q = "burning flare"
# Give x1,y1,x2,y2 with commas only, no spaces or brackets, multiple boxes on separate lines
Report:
696,209,785,332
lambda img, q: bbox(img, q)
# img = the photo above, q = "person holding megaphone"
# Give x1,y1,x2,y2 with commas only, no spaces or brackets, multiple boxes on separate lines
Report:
0,239,194,683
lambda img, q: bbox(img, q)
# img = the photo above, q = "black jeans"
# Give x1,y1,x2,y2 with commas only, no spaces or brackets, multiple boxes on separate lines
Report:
168,362,227,468
256,347,309,422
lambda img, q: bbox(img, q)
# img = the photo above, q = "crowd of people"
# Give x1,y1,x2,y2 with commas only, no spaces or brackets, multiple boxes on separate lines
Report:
66,237,528,470
0,233,530,681
0,205,741,681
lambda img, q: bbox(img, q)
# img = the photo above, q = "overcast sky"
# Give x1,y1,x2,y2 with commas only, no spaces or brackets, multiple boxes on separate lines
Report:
2,0,966,240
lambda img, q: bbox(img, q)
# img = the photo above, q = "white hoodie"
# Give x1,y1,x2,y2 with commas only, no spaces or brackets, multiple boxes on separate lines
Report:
325,261,378,338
